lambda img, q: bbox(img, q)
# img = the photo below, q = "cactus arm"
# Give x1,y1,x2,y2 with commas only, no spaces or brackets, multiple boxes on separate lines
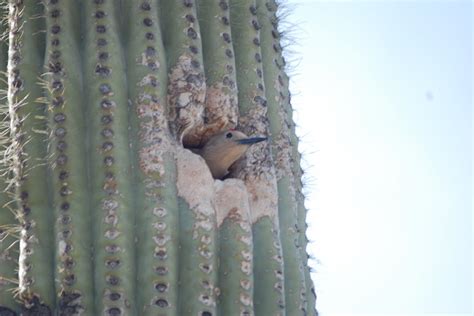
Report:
159,0,205,141
82,1,137,314
229,0,286,314
7,1,56,311
256,0,310,314
123,0,180,314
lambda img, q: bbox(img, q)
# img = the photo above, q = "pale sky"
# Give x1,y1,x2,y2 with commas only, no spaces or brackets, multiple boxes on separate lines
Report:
287,0,472,315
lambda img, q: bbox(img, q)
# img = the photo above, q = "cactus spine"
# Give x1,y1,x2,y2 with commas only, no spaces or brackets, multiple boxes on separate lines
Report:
0,3,18,312
7,2,54,312
0,0,317,315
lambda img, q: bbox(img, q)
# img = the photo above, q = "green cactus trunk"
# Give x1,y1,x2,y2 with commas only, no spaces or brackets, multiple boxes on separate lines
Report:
0,1,316,315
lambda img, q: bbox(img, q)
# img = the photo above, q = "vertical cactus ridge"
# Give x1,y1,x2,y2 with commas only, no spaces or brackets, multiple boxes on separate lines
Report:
285,75,318,315
0,1,7,69
252,217,286,314
0,3,19,312
160,0,202,68
270,9,317,309
280,67,317,313
82,1,136,314
176,148,218,316
256,0,310,314
229,0,286,314
196,0,234,85
0,122,18,313
214,179,254,316
43,1,95,314
299,191,317,315
177,199,218,316
183,0,238,146
123,0,180,314
7,1,55,311
276,175,307,312
0,178,18,314
228,0,275,185
229,0,266,115
160,0,206,141
0,113,19,313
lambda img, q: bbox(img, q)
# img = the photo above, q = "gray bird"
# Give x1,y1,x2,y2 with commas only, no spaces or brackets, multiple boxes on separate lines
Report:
197,130,267,179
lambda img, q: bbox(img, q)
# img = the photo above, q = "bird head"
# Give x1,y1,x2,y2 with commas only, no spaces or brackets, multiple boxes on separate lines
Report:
200,130,267,179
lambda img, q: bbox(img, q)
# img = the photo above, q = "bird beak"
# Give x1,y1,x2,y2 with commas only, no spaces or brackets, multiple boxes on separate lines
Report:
237,137,267,145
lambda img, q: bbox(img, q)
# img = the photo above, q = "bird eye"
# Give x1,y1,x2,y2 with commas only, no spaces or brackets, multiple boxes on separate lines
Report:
226,132,233,138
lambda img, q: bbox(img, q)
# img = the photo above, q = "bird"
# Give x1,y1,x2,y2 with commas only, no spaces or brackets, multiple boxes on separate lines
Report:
197,130,267,179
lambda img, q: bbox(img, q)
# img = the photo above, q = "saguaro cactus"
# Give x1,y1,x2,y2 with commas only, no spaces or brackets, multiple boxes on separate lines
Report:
0,0,316,315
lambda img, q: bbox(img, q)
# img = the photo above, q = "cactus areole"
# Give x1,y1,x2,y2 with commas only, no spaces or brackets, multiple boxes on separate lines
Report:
0,0,316,315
